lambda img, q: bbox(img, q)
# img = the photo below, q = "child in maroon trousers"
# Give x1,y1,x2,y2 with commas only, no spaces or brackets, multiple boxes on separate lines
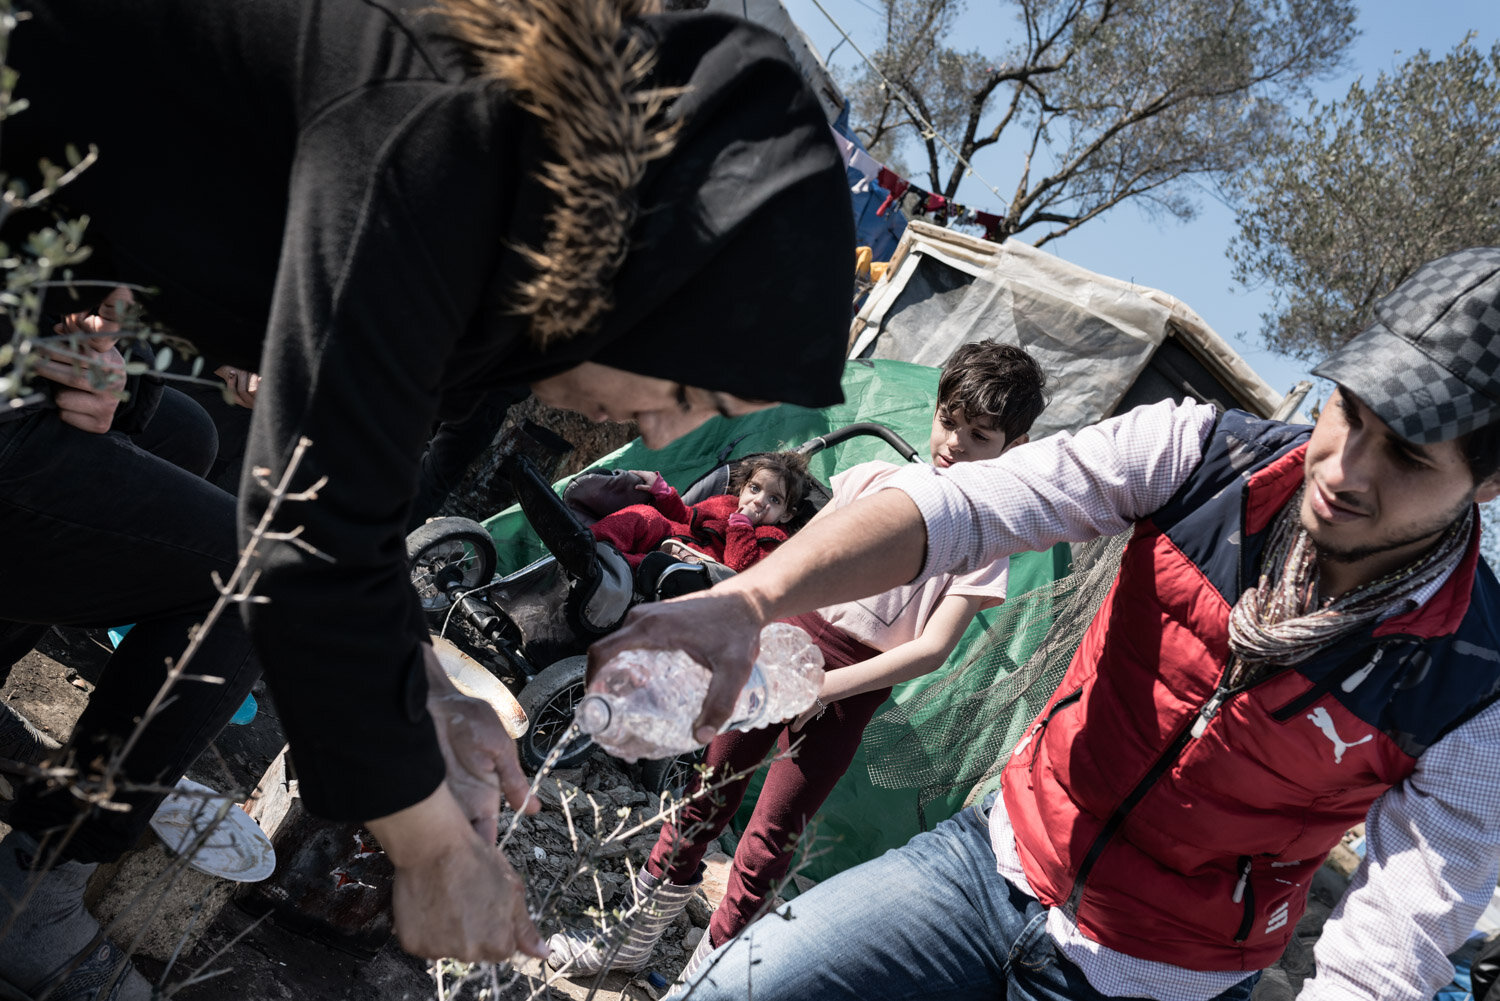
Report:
646,609,882,942
548,342,1049,982
589,451,812,573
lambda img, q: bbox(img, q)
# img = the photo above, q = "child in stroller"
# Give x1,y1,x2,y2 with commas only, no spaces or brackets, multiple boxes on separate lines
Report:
406,425,914,777
546,341,1049,983
586,451,813,599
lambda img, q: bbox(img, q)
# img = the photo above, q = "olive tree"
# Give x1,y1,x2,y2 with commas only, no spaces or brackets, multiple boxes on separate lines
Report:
842,0,1356,246
1228,37,1500,361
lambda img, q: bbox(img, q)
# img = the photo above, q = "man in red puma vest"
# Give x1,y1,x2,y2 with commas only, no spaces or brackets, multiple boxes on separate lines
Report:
604,247,1500,1001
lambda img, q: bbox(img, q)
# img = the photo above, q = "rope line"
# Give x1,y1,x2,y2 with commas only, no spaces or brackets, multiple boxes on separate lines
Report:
805,0,1010,209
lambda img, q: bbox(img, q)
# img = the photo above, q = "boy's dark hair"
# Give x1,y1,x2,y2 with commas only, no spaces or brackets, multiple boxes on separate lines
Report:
1458,419,1500,484
937,340,1047,444
729,451,812,511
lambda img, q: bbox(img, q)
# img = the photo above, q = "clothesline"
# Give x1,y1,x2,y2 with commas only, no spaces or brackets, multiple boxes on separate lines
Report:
829,126,1009,242
805,0,1010,210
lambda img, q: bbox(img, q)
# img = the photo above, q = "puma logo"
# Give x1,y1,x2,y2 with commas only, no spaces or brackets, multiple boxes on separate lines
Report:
1306,706,1373,764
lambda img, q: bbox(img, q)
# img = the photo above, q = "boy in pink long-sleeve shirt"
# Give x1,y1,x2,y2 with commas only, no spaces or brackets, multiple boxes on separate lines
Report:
551,342,1048,982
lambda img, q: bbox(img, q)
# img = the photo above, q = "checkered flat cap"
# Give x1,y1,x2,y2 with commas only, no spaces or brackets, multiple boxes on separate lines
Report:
1314,247,1500,444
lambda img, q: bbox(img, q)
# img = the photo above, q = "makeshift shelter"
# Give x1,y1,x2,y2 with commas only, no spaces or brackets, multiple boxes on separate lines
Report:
850,221,1308,431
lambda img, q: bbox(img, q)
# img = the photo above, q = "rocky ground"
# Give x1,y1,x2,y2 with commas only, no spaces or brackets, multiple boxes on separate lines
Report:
0,402,730,1001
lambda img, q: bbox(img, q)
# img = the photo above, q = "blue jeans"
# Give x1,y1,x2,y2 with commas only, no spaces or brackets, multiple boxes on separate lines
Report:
672,802,1259,1001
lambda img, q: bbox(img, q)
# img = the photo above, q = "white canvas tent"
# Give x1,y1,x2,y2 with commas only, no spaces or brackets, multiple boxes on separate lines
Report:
849,223,1307,441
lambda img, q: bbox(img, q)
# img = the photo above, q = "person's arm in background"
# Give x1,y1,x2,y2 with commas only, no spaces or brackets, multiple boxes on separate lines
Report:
213,364,260,408
239,89,543,963
1299,702,1500,1001
590,396,1217,744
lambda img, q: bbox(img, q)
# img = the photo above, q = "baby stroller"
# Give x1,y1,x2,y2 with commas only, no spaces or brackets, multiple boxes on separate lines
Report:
406,421,921,793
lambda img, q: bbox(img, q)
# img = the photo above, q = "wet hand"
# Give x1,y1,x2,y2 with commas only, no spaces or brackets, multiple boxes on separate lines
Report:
424,645,537,843
371,786,546,963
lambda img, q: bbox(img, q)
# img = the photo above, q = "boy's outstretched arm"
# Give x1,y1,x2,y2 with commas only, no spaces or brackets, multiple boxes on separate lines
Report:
587,487,928,743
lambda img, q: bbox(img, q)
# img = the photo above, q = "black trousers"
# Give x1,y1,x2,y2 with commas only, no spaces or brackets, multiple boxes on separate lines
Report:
0,390,260,862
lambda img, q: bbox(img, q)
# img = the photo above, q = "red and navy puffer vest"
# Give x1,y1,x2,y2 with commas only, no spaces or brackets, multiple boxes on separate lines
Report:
1002,410,1500,971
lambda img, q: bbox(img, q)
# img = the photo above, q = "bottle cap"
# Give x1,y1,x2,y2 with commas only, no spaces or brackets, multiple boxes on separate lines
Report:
574,694,612,735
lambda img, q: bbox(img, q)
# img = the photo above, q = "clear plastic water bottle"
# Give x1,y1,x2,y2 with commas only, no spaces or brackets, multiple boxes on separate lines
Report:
575,622,825,761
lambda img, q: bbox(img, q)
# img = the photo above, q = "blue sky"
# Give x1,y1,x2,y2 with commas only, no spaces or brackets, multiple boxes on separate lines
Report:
782,0,1498,403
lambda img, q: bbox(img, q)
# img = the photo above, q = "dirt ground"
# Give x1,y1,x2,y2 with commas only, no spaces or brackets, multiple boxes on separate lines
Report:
2,631,724,1001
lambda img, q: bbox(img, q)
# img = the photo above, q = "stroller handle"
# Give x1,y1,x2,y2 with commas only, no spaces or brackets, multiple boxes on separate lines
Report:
501,452,600,581
795,422,922,463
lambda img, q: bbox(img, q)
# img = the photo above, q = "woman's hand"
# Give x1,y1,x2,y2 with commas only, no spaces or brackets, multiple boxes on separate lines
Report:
423,644,537,841
368,784,546,963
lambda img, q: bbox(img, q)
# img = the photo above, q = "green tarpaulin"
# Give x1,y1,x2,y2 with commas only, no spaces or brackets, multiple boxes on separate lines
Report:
481,358,1068,881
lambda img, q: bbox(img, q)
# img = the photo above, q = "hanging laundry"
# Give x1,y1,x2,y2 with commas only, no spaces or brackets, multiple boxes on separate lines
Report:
826,120,1010,237
829,126,856,163
828,126,884,196
875,167,910,217
848,147,882,194
975,211,1006,242
898,187,929,218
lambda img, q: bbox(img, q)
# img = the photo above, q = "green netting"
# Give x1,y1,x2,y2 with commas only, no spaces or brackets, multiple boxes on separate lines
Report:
861,532,1130,808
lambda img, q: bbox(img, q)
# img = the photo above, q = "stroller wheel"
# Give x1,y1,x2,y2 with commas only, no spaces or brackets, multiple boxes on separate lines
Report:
407,517,498,614
638,748,706,800
517,657,595,772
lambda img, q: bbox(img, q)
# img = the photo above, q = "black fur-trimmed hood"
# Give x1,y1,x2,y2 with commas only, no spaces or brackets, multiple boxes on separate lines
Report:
440,0,855,410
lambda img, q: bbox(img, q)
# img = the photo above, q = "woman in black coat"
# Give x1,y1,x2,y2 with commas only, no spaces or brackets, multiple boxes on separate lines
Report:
0,0,852,992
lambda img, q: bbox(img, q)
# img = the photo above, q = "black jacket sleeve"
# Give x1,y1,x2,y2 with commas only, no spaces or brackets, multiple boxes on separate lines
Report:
239,81,516,821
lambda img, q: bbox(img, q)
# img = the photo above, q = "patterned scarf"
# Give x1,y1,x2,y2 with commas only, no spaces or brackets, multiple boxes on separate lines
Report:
1226,486,1473,683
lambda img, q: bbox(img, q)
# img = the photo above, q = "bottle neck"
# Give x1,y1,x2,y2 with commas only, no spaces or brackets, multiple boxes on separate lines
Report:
574,694,613,736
